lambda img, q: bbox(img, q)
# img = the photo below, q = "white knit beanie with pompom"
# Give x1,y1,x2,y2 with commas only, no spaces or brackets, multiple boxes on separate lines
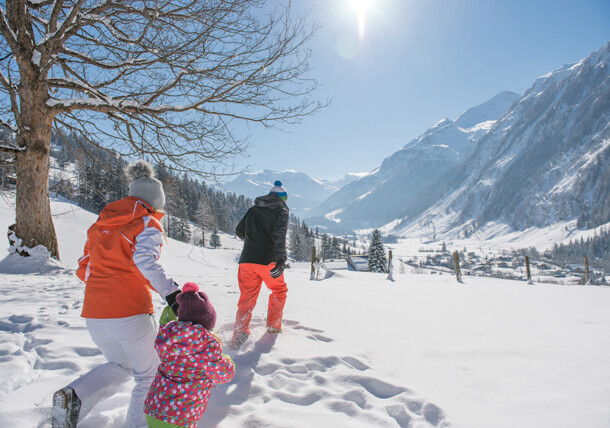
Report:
125,160,165,210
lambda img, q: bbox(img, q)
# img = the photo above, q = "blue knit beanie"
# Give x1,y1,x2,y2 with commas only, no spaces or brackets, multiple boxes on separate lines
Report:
269,180,287,201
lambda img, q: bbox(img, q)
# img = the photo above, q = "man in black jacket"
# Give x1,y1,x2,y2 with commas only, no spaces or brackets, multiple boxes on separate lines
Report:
231,181,289,349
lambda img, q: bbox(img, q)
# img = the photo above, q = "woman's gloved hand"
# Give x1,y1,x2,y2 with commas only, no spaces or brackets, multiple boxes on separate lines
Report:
165,287,181,316
270,260,286,278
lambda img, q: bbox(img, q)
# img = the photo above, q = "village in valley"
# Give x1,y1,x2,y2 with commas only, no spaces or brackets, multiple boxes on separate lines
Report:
316,237,608,286
400,246,606,286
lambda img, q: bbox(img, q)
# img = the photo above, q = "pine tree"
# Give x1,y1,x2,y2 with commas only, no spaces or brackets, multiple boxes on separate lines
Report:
368,229,388,273
169,199,191,243
210,227,221,248
320,234,333,261
233,195,250,227
289,223,305,261
331,236,341,259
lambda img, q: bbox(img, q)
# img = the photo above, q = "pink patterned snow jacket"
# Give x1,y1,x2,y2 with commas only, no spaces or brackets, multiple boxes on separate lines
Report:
144,321,235,427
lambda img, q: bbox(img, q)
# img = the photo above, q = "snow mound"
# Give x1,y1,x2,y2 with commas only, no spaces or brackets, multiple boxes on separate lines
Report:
0,248,67,275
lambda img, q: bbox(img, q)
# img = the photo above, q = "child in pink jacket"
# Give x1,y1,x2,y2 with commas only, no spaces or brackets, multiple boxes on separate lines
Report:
144,282,235,427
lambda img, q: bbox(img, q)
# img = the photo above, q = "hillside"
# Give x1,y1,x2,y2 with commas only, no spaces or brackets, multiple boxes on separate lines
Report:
0,194,609,427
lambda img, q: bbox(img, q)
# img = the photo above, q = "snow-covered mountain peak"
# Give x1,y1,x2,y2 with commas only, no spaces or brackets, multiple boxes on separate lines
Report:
306,89,520,231
587,40,610,67
432,117,453,128
393,41,610,237
305,42,610,235
454,91,520,129
522,42,609,106
400,91,519,155
527,63,579,98
416,120,467,153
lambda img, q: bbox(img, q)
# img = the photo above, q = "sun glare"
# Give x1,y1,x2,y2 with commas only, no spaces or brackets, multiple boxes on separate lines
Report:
337,0,384,58
349,0,375,14
347,0,377,41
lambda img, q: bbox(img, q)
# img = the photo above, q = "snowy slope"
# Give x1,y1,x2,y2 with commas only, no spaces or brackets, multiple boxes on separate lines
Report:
306,91,520,233
1,193,610,428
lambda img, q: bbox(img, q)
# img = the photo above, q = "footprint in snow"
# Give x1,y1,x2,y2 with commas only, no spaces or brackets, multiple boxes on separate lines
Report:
0,315,44,333
207,318,448,428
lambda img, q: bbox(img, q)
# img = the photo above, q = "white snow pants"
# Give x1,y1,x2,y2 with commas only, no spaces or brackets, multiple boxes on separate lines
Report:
68,314,159,428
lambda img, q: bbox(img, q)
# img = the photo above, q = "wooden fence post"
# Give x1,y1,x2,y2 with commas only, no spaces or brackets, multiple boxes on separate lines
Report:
585,256,591,285
525,255,533,285
453,251,462,283
387,250,394,282
310,246,317,280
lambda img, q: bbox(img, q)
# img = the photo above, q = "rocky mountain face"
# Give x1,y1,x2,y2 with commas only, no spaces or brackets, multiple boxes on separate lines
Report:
408,41,610,236
309,42,610,237
305,91,520,233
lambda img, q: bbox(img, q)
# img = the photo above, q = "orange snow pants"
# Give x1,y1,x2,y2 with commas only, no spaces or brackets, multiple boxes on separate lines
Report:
233,263,287,336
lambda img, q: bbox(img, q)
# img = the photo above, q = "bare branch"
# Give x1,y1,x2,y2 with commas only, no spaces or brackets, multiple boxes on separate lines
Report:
0,63,21,130
48,0,66,34
39,0,86,52
2,0,323,179
0,6,20,53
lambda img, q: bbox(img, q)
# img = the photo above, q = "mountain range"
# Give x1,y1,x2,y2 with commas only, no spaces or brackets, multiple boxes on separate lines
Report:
304,91,521,232
224,42,610,239
395,41,610,239
304,42,610,238
220,170,363,218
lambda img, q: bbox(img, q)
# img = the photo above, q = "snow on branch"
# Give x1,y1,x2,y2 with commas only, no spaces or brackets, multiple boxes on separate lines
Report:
0,141,23,152
46,96,206,115
39,0,87,50
26,0,55,7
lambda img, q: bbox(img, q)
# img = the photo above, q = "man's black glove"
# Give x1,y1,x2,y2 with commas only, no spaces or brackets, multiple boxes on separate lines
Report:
270,260,286,278
165,288,181,317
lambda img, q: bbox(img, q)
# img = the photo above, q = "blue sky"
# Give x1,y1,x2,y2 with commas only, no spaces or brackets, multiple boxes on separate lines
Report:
235,0,610,181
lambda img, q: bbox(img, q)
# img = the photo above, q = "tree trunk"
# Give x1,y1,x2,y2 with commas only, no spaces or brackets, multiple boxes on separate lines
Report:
14,147,58,258
13,77,59,258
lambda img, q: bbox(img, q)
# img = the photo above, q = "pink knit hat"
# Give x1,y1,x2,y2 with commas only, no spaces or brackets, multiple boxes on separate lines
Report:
176,282,216,330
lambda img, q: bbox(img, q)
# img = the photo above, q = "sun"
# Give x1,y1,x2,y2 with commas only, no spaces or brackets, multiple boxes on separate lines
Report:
349,0,376,14
347,0,378,40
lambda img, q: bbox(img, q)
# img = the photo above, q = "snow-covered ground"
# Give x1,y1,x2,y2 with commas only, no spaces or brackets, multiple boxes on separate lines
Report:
0,194,609,427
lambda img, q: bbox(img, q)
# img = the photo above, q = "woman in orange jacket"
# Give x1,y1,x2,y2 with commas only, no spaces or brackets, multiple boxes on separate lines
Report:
52,160,181,428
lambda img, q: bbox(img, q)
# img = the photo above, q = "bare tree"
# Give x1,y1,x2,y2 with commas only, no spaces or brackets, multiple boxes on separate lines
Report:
0,0,321,259
195,197,216,246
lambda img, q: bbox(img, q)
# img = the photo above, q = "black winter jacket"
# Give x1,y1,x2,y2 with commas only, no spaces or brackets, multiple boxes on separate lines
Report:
236,193,289,265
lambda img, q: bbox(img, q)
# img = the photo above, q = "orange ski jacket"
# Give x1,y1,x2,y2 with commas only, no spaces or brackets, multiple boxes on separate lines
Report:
77,197,178,319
